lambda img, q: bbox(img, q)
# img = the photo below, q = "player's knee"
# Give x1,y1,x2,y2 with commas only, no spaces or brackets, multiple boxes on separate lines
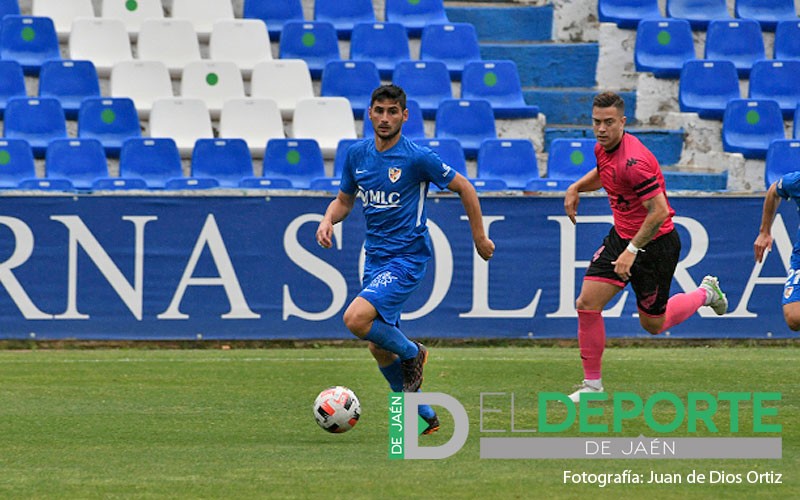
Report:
343,309,370,338
784,313,800,331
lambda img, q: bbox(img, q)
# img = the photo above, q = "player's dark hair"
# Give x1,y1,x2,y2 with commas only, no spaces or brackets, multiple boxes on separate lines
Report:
593,91,625,113
370,84,407,110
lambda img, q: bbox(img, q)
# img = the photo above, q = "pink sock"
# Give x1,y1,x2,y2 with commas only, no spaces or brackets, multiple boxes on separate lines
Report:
578,309,605,380
658,288,707,333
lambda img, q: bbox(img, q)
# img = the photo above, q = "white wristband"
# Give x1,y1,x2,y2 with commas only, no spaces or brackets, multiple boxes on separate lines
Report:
626,242,639,255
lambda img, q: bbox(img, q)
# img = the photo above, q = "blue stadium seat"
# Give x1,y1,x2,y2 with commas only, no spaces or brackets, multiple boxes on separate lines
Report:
3,97,67,157
362,99,425,140
260,138,326,189
350,22,410,78
461,60,539,118
78,97,142,158
0,139,35,188
164,177,220,190
0,0,20,17
435,99,496,159
384,0,448,37
735,0,797,32
17,178,75,191
704,19,765,77
470,178,508,192
391,60,452,119
190,138,254,188
598,0,662,29
415,138,467,178
748,60,800,118
420,23,481,80
678,59,740,119
278,21,341,78
0,16,60,75
243,0,304,41
634,19,696,78
547,138,598,181
765,139,800,189
774,21,800,60
0,60,26,117
45,139,109,190
314,0,375,39
666,0,731,30
308,177,341,191
119,138,184,189
524,178,575,191
722,98,785,159
795,103,800,139
320,60,381,116
38,60,100,119
332,138,361,178
476,139,538,190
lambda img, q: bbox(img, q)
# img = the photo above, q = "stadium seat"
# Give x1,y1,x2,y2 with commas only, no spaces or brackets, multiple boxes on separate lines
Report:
172,0,234,42
69,18,132,77
765,139,800,189
119,137,183,189
138,19,202,77
292,97,358,158
470,178,508,192
461,60,539,118
476,139,537,190
435,99,497,159
0,61,27,117
278,21,340,78
100,0,163,40
524,178,574,191
209,19,272,78
45,138,109,190
243,0,304,41
3,97,67,157
110,60,172,119
0,139,36,188
391,60,452,119
704,19,765,77
420,23,481,79
164,177,220,190
666,0,731,30
251,59,314,120
0,0,19,17
362,99,426,141
546,138,598,181
260,138,326,189
17,178,75,191
678,59,740,119
180,60,245,119
735,0,797,31
320,60,381,117
795,103,800,139
219,98,285,157
308,177,342,192
384,0,448,37
314,0,375,39
38,60,100,119
332,138,361,178
722,98,785,159
349,22,410,78
33,0,95,42
634,19,695,78
77,97,141,157
415,138,468,178
597,0,662,29
774,21,800,60
149,98,214,157
190,138,254,188
0,16,61,75
748,60,800,118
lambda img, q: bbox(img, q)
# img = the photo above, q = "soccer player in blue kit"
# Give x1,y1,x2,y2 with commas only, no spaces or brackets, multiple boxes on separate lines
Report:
316,85,495,434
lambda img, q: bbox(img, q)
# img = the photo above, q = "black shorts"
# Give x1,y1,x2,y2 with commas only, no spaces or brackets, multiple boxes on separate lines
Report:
585,228,681,316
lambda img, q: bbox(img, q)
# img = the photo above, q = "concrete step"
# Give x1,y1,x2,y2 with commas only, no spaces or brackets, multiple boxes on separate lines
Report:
524,89,637,126
445,4,553,42
663,170,728,191
544,127,684,167
480,42,598,88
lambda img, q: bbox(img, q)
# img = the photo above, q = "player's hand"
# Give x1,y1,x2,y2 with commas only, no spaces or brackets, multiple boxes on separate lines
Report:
475,236,495,261
316,220,334,249
564,186,579,224
754,233,773,263
612,250,636,281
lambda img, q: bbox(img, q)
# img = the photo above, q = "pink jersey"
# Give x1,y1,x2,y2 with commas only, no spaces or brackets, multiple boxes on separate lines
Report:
595,133,674,240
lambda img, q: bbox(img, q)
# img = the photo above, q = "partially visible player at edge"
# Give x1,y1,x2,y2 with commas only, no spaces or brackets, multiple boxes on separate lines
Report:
564,91,728,402
316,84,495,434
754,174,800,331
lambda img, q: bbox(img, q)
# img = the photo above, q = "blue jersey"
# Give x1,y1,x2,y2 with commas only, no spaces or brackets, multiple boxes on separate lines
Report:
776,172,800,268
340,136,456,261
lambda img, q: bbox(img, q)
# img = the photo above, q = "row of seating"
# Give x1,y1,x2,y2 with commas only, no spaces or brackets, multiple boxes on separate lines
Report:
600,0,798,30
635,18,800,78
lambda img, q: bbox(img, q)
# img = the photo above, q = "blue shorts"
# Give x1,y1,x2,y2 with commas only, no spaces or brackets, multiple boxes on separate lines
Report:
359,255,427,327
782,268,800,305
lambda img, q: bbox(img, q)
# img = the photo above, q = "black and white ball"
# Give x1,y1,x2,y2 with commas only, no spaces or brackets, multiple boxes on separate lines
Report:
313,386,361,433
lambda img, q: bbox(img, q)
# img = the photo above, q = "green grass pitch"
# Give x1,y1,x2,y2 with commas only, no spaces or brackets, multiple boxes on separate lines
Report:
0,346,796,499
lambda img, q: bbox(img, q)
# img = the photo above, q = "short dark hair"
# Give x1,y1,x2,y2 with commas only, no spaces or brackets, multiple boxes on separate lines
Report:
370,84,407,110
593,91,625,113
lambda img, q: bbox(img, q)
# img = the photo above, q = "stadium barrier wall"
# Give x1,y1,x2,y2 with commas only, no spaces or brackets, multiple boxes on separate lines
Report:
0,192,794,340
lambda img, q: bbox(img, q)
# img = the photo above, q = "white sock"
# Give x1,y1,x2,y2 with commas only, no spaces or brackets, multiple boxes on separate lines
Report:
584,378,602,389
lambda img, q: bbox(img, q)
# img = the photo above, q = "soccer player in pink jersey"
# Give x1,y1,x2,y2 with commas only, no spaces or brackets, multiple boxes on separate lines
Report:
563,92,728,402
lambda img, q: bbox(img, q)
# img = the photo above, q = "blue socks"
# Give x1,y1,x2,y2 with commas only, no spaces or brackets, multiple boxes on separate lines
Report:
364,319,419,361
378,358,436,419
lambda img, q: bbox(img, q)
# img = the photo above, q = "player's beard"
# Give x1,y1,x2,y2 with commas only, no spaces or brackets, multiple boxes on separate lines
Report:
375,125,401,142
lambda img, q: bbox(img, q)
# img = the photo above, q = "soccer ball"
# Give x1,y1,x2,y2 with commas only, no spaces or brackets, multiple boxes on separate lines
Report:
313,386,361,433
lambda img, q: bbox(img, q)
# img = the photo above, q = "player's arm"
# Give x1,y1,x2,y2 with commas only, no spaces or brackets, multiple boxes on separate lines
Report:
612,192,670,280
316,191,356,249
447,173,495,261
755,181,782,263
565,168,602,224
